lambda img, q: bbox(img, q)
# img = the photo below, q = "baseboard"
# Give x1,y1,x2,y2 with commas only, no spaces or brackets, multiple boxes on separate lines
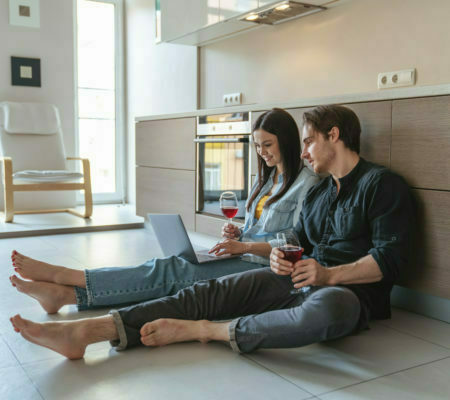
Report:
391,285,450,323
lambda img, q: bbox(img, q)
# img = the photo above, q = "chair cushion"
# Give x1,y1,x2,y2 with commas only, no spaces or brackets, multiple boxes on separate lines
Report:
1,102,60,135
13,170,83,182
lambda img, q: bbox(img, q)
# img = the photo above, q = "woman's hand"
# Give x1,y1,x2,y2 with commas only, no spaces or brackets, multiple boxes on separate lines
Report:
209,239,247,256
221,223,241,239
270,247,294,275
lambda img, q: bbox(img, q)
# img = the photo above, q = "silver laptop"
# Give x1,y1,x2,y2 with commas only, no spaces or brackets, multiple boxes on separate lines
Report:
148,214,239,264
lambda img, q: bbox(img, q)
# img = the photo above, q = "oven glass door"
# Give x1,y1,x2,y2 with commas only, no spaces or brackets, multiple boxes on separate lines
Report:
197,135,250,220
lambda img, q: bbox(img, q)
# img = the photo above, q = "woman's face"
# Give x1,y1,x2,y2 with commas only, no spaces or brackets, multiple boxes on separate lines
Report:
253,129,283,171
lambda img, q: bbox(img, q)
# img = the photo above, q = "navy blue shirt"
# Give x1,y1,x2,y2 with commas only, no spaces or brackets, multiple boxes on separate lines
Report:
295,158,414,323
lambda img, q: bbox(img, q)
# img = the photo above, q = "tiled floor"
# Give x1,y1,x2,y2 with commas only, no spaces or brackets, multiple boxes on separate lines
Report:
0,228,449,400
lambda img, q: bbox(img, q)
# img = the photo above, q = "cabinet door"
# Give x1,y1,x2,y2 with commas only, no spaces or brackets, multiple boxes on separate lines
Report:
160,0,220,41
220,0,258,20
136,166,195,230
136,117,196,170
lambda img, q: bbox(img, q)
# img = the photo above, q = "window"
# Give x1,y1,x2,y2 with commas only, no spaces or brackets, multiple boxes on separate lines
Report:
75,0,124,203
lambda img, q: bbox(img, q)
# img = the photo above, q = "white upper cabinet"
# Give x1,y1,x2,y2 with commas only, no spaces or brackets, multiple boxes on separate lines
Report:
159,0,347,46
160,0,220,42
219,0,258,20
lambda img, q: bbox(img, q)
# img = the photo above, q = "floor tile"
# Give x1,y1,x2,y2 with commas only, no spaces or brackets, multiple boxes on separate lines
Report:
376,308,450,349
0,237,57,254
245,324,450,396
0,336,19,369
318,356,450,400
39,229,161,267
0,365,43,400
23,342,311,400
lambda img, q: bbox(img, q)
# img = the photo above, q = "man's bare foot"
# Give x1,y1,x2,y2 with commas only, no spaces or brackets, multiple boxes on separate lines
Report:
11,251,86,287
10,314,87,360
140,319,212,347
10,275,76,314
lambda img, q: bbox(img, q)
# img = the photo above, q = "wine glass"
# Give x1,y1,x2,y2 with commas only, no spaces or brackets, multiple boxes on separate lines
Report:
220,191,239,223
276,230,307,294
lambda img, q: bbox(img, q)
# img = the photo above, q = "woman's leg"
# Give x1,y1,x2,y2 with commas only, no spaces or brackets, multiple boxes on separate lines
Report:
11,251,264,311
12,251,85,287
82,256,264,309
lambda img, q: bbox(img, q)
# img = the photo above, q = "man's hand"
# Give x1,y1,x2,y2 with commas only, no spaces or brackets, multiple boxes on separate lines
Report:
270,247,294,276
221,223,241,239
209,239,246,256
291,259,330,289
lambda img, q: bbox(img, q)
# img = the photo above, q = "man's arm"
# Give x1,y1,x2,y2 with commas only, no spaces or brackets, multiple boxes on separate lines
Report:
289,254,383,289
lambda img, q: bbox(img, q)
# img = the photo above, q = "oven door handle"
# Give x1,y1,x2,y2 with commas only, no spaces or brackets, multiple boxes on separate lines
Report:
194,137,250,143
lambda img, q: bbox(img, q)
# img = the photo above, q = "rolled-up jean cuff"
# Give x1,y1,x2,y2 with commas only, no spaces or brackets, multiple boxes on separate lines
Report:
73,287,89,311
228,318,242,353
84,269,94,306
109,310,128,351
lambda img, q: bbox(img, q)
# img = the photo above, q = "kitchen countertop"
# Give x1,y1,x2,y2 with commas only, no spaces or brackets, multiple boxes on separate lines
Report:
135,83,450,122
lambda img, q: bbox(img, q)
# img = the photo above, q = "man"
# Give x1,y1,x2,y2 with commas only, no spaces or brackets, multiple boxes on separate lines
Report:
10,105,414,359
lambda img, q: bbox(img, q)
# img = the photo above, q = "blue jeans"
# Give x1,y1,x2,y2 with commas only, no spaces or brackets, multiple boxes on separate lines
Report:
74,256,264,310
110,268,364,353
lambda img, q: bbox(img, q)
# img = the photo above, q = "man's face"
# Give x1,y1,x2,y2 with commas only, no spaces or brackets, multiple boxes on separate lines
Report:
301,124,335,174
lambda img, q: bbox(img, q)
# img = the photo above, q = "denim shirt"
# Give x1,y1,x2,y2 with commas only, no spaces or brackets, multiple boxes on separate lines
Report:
240,166,319,265
294,158,415,321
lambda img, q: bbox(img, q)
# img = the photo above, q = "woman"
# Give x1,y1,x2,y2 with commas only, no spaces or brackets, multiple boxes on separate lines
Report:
10,108,319,314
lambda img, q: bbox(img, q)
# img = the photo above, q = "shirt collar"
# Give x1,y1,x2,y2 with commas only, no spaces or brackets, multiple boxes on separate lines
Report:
329,157,365,189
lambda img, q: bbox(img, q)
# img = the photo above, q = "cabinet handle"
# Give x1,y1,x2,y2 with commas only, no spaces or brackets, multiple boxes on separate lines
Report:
194,137,250,143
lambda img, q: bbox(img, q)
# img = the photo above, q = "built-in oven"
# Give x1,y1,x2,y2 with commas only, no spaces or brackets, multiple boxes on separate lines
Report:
195,112,252,221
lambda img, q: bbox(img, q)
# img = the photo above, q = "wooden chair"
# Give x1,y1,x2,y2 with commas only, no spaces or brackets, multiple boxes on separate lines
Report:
0,101,92,223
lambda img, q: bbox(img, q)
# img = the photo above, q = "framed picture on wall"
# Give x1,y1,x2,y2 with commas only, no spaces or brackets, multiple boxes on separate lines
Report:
9,0,40,28
11,56,41,87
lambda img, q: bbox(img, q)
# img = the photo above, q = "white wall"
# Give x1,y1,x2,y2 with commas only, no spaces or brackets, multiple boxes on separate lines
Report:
124,0,197,204
200,0,450,108
0,0,76,209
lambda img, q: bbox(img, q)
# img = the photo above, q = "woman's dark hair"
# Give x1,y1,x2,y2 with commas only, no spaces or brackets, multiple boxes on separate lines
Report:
302,105,361,153
247,108,302,211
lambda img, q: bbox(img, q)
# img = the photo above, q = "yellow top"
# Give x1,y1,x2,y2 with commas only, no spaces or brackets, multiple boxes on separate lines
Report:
255,195,270,220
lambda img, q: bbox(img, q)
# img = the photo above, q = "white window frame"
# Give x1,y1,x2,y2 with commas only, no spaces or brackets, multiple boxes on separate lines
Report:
73,0,126,204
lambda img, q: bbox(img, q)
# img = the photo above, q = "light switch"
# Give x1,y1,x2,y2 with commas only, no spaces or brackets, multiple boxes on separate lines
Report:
20,65,33,79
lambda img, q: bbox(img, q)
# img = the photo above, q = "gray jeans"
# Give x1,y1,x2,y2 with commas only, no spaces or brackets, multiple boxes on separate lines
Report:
110,268,362,353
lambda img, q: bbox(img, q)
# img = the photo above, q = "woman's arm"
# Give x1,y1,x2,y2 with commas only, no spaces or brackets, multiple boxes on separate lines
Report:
209,239,272,257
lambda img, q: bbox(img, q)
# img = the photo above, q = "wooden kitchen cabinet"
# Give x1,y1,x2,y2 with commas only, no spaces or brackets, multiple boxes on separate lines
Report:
136,117,196,170
136,166,195,230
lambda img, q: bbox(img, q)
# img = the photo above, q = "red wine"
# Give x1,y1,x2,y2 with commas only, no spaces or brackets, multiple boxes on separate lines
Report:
221,206,238,219
280,246,303,263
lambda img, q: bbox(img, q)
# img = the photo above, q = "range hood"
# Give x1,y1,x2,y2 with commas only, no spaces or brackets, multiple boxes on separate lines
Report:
240,1,326,25
166,0,346,47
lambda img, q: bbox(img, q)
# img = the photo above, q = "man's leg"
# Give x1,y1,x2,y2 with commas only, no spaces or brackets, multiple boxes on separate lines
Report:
109,267,296,350
230,286,362,353
9,268,292,358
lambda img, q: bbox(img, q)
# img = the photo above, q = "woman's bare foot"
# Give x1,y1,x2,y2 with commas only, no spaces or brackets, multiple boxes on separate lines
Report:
10,275,76,314
140,319,216,347
11,251,86,287
10,314,87,360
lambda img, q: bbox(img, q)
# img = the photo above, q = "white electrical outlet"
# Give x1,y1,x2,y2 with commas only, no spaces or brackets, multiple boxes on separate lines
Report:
378,68,416,89
223,92,242,106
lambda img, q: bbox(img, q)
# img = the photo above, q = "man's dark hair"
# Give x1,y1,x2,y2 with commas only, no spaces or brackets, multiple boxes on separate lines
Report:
302,105,361,153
